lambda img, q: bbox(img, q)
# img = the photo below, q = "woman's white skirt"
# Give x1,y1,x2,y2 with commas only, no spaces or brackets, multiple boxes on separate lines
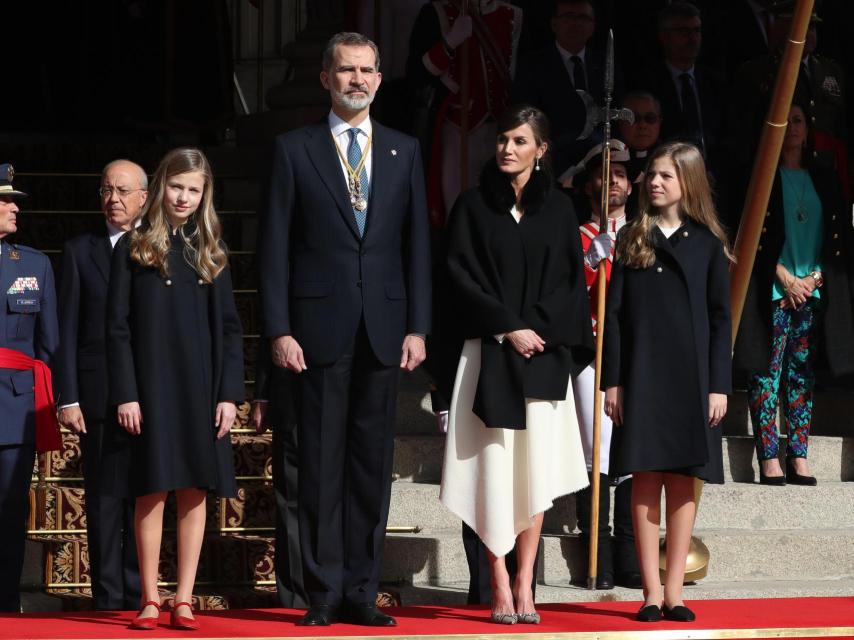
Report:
439,339,589,557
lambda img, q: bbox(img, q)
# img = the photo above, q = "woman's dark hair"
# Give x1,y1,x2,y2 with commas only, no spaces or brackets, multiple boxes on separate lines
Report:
788,101,816,167
496,104,552,151
479,104,554,215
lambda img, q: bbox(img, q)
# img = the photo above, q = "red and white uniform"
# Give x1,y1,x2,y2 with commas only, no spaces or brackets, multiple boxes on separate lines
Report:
573,213,626,476
422,0,522,221
579,214,626,335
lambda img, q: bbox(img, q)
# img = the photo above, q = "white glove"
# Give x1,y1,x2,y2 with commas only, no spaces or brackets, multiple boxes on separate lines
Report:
436,410,449,434
444,15,473,49
585,233,614,269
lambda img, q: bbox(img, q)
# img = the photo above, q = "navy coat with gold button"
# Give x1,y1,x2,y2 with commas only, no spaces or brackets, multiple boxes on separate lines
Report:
733,165,854,378
0,241,59,446
602,220,732,484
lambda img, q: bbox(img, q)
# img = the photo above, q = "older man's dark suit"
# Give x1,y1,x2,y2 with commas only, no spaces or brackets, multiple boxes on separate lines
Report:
56,230,140,610
259,118,431,607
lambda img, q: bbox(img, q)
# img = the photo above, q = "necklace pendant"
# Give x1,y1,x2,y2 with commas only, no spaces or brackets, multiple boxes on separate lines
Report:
796,205,809,223
354,196,368,212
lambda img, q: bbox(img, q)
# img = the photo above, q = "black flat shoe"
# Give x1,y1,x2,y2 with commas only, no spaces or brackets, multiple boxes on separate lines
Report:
636,604,662,622
663,604,696,622
297,604,339,626
758,470,786,486
786,458,817,486
343,604,397,627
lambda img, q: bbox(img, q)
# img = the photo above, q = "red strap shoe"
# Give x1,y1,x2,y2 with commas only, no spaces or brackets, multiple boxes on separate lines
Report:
171,601,201,630
130,600,162,630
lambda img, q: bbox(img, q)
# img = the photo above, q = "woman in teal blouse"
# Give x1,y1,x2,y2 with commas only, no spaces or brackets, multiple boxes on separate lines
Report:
734,104,854,486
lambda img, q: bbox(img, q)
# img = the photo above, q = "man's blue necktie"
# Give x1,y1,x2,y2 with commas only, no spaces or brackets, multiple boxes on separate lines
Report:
347,128,370,236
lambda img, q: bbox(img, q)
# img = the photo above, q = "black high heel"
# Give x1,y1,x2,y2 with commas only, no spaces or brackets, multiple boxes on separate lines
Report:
758,470,786,485
758,458,786,485
786,457,817,486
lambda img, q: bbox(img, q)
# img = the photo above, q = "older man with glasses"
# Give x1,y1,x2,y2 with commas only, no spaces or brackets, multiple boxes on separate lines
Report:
56,159,148,610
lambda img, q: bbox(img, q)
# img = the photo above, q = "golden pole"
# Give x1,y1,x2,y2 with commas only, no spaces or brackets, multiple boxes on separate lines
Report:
588,29,616,589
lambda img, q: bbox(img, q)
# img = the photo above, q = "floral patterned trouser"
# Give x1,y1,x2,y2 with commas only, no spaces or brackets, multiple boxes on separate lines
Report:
748,299,817,460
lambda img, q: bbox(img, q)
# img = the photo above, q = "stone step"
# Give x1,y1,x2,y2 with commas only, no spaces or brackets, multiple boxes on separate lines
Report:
381,526,854,586
542,529,854,583
396,578,854,605
392,434,854,483
388,480,854,534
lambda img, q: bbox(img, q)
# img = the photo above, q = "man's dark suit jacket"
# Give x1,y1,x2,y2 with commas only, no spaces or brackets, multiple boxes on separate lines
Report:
511,42,617,177
638,63,725,168
57,229,112,419
259,118,431,362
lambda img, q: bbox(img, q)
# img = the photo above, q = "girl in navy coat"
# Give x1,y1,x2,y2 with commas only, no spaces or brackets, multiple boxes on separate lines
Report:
602,142,733,623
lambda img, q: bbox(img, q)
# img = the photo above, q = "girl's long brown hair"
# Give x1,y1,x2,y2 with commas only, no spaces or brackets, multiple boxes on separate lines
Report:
129,148,227,282
617,142,734,269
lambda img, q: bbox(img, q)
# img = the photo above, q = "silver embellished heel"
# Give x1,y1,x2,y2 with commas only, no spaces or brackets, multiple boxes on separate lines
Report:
490,611,518,625
517,612,541,624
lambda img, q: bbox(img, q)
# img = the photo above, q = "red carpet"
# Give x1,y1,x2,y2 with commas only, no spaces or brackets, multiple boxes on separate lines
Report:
2,597,854,639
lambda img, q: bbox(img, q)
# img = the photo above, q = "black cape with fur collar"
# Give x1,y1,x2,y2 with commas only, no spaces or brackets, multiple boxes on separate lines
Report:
446,163,594,429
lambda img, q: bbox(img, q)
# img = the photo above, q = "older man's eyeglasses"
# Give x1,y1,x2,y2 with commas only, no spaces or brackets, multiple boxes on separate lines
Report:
99,187,143,198
631,112,661,125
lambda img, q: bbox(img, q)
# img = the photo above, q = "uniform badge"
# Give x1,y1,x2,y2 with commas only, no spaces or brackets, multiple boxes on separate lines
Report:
7,276,39,294
5,165,13,181
9,250,20,261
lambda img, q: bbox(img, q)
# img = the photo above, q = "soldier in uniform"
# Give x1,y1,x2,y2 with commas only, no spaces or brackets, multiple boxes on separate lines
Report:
0,164,60,611
407,0,523,227
731,3,849,199
573,144,641,590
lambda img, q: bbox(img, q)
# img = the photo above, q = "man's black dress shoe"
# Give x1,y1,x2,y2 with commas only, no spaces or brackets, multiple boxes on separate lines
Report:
344,604,397,627
615,571,643,589
663,604,696,622
636,604,661,622
297,605,338,626
786,457,817,486
595,574,615,590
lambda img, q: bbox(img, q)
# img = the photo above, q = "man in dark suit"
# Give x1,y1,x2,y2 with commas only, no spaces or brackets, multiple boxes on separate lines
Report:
258,32,431,627
0,164,60,611
56,159,147,610
637,2,724,171
511,0,616,179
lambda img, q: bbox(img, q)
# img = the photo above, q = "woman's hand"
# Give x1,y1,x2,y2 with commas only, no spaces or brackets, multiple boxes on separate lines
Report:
216,402,238,439
709,393,727,427
117,402,143,435
505,329,545,358
782,276,812,309
604,386,623,426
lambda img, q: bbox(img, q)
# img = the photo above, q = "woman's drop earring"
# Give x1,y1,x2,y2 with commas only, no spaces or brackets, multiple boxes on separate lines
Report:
535,157,541,172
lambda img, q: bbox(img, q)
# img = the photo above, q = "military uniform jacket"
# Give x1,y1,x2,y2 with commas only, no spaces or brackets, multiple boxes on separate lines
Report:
0,241,59,446
602,220,731,483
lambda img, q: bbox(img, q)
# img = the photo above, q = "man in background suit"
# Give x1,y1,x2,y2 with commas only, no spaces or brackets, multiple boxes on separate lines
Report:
0,164,60,611
637,2,724,171
56,159,147,610
259,32,431,627
511,0,618,180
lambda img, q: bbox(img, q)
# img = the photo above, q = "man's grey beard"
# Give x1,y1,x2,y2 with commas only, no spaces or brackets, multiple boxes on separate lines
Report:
334,88,375,111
